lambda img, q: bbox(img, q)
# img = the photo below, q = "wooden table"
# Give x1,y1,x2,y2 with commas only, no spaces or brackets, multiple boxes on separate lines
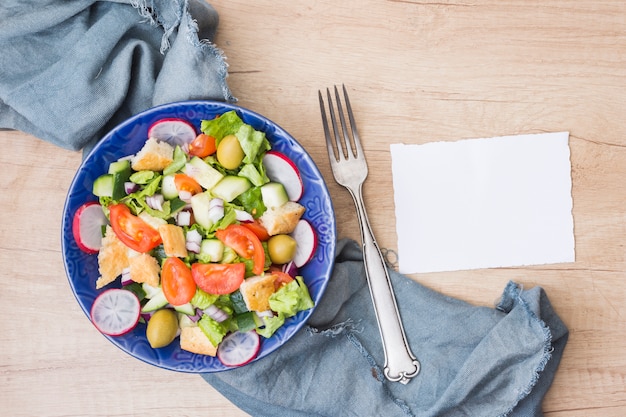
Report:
2,1,625,416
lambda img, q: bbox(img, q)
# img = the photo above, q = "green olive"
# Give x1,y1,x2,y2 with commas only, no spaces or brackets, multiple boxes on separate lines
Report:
267,234,297,265
146,309,178,348
216,134,245,170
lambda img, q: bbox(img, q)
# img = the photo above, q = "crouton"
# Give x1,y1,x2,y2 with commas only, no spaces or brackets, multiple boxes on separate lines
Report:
180,326,218,356
96,226,130,289
239,274,277,312
129,253,160,287
131,137,174,171
158,224,188,258
258,201,305,236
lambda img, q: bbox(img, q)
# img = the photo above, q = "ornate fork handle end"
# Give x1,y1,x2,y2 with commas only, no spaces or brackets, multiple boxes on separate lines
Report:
385,360,421,385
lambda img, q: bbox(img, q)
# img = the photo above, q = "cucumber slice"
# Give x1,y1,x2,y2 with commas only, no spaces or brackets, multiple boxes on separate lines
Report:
93,174,114,198
141,290,169,313
260,182,289,208
173,302,196,316
199,239,224,262
108,159,131,200
161,174,179,200
108,159,131,175
211,176,251,202
185,156,223,190
190,192,214,229
142,282,162,299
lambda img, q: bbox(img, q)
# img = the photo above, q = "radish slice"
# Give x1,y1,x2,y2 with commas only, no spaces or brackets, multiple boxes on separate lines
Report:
147,118,197,147
90,289,141,336
263,150,304,201
217,330,261,367
72,201,108,254
290,219,318,268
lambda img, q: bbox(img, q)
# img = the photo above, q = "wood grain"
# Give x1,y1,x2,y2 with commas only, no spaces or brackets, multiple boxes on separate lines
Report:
2,1,625,416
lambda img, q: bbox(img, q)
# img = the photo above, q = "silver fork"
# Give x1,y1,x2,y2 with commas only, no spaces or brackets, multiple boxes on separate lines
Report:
319,85,420,384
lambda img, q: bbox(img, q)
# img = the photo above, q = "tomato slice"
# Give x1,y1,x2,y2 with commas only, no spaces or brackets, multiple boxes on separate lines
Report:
161,257,196,306
108,203,162,253
216,224,265,275
269,268,294,290
174,174,203,195
241,220,270,242
188,133,217,158
192,263,245,295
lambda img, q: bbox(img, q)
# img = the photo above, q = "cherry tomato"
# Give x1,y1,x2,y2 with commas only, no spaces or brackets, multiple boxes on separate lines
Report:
191,263,245,295
269,268,294,290
241,220,270,242
174,174,203,195
188,133,217,158
216,224,265,275
161,257,196,306
108,203,162,253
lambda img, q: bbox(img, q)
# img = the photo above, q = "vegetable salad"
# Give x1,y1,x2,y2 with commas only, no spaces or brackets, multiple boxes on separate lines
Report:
82,110,314,361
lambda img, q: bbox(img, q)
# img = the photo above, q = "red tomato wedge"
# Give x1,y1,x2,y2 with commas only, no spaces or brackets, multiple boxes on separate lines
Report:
188,133,217,158
269,268,294,290
241,220,270,242
108,203,162,253
161,257,196,306
215,224,265,275
174,174,203,195
192,263,245,295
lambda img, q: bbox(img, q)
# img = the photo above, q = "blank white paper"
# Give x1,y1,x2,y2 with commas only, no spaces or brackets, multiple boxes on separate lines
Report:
390,132,575,274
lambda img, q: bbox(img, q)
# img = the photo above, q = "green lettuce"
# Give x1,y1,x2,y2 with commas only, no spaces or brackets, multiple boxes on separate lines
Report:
201,110,244,141
191,288,219,309
268,276,314,317
163,145,187,176
235,124,271,165
198,315,228,346
256,313,285,338
256,277,315,338
238,163,268,187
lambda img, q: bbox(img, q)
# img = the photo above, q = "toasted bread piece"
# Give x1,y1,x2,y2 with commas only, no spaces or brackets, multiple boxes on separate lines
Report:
180,326,218,356
96,226,130,289
239,274,277,312
129,253,160,287
258,201,305,236
158,224,188,258
131,137,174,171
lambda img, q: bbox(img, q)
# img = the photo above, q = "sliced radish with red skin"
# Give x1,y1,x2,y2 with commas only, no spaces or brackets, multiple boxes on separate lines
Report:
72,201,108,254
217,330,261,367
290,219,318,268
263,151,304,201
147,118,197,146
90,289,141,336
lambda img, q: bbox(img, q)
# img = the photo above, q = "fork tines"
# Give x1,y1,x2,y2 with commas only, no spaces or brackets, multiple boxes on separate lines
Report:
319,85,363,161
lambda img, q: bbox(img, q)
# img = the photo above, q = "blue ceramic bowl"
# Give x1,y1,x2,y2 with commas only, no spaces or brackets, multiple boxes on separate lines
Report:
61,101,336,372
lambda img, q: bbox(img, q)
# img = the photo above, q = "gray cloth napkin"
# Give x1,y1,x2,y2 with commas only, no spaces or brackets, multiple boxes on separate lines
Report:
202,239,568,417
0,0,233,154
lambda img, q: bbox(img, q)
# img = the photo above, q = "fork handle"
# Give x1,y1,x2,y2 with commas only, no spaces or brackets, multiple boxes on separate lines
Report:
350,187,420,384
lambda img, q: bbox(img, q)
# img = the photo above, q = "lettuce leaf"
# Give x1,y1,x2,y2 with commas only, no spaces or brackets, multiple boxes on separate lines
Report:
256,313,285,338
198,315,228,346
201,110,244,141
163,146,187,176
191,288,219,309
269,276,314,317
235,124,271,165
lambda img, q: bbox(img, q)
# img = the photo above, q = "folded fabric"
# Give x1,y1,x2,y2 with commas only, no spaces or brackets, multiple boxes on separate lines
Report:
203,239,568,417
0,0,233,154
